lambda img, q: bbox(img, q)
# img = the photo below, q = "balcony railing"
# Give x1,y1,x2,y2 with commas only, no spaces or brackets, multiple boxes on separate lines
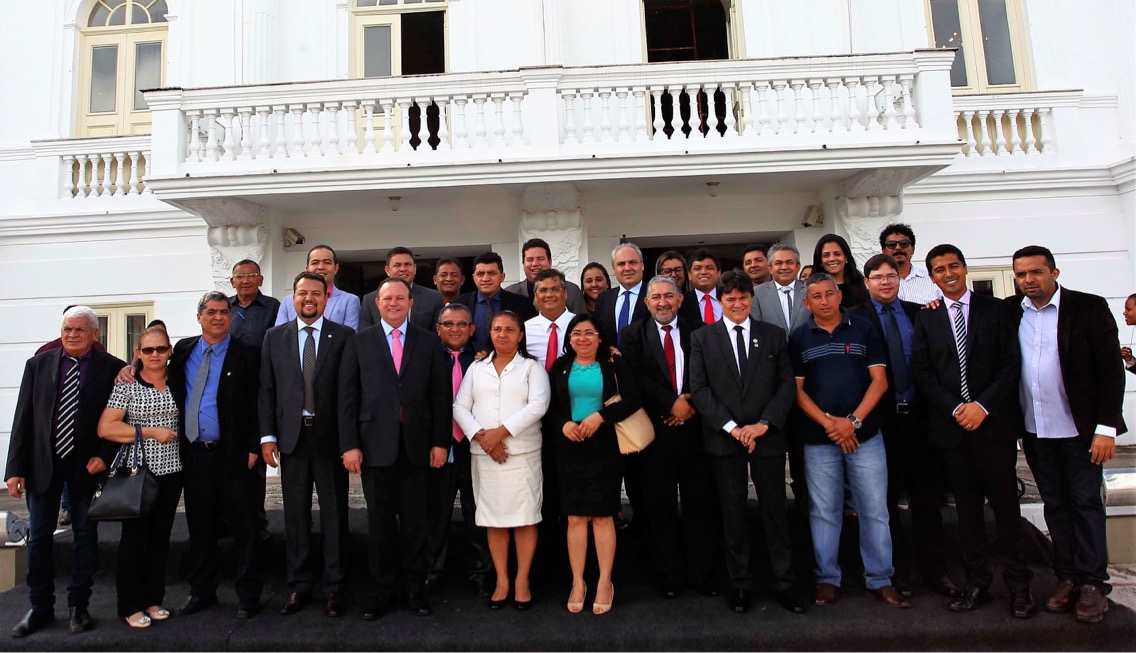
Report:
31,136,152,200
951,90,1089,158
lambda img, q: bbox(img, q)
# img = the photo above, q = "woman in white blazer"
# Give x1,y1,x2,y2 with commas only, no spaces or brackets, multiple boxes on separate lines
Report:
453,311,551,611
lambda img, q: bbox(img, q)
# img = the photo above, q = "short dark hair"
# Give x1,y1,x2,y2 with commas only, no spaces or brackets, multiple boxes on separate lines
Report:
580,262,611,289
379,277,412,294
439,303,473,321
1011,245,1056,271
521,238,552,261
688,248,721,270
716,269,753,298
385,246,414,265
563,312,607,360
436,257,464,274
473,251,504,272
1127,293,1136,303
146,319,166,329
924,244,967,272
294,270,327,291
307,244,338,263
743,243,768,258
863,254,899,277
534,268,566,287
878,223,916,249
232,259,260,274
805,272,839,291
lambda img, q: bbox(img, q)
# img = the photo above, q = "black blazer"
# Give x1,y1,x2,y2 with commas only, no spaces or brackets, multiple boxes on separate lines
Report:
168,336,261,470
259,318,353,457
5,348,126,494
688,318,796,458
360,284,446,333
545,354,643,436
1004,287,1128,439
593,284,650,346
912,293,1021,449
619,316,703,426
848,299,921,411
455,288,537,324
338,323,451,467
677,291,717,327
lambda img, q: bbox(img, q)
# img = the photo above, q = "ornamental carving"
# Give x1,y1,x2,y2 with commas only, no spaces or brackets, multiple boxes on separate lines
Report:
835,195,903,267
520,183,585,281
206,223,269,292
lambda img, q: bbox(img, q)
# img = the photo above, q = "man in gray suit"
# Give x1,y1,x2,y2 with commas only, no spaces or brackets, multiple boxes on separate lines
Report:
751,243,811,333
505,238,588,315
361,247,446,332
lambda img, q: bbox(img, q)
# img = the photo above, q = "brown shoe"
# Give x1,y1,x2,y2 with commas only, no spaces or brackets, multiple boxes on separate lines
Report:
814,583,840,606
870,585,912,609
1045,580,1077,614
324,593,345,618
279,592,308,616
1074,585,1109,624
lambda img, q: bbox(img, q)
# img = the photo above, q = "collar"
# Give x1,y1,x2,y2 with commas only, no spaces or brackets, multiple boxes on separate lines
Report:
619,281,643,296
326,284,335,299
476,290,500,303
63,348,95,362
199,333,231,355
774,280,795,291
380,319,409,337
533,309,572,329
445,344,473,357
695,288,717,302
296,315,326,332
870,297,900,314
231,291,268,308
943,290,972,310
807,308,852,332
902,265,929,280
1022,285,1062,312
723,315,748,331
654,318,679,333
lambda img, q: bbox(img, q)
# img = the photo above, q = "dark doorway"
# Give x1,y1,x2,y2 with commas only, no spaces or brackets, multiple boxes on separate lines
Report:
403,11,445,150
337,254,478,299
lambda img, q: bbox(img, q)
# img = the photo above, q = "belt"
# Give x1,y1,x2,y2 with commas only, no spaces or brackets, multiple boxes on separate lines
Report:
302,416,315,427
895,401,914,415
190,439,220,449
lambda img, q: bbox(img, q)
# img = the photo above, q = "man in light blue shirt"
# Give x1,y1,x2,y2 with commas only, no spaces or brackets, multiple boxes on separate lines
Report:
276,244,360,330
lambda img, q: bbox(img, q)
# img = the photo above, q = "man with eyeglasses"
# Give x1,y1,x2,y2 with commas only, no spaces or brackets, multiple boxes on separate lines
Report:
878,224,941,304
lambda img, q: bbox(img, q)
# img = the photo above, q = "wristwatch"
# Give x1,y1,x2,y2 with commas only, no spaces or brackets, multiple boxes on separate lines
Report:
846,414,863,431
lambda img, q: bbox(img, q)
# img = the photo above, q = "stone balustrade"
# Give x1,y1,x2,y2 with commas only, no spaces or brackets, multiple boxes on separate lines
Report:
33,137,152,199
951,91,1085,157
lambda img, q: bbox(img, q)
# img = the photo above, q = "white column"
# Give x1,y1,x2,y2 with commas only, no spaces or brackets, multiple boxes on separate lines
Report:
241,0,280,84
520,183,587,284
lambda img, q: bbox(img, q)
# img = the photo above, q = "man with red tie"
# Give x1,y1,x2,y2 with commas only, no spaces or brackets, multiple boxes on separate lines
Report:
678,248,723,326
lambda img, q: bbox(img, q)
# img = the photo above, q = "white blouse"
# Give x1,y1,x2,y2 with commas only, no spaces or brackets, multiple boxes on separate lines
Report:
453,354,551,457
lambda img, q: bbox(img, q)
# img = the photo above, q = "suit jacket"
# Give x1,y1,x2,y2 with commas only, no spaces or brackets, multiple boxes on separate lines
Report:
360,284,446,333
751,280,812,334
455,288,538,325
169,335,261,470
677,290,719,327
619,316,703,426
506,279,588,315
1004,287,1128,439
594,284,651,346
849,298,921,412
912,292,1021,449
545,354,643,436
689,318,796,458
259,318,353,457
338,323,451,467
5,348,126,494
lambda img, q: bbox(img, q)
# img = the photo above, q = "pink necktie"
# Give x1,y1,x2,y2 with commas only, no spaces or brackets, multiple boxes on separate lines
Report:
545,323,558,372
391,329,403,375
450,350,464,442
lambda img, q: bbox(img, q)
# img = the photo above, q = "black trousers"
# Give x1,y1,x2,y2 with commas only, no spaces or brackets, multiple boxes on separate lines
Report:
1022,433,1110,592
426,437,491,582
941,434,1032,592
182,445,263,603
360,441,429,597
640,422,718,587
25,455,98,612
117,472,183,617
710,450,795,592
882,408,948,581
281,428,349,595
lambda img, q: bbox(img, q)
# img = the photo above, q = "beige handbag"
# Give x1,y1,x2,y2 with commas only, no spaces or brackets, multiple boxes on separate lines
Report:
604,361,655,454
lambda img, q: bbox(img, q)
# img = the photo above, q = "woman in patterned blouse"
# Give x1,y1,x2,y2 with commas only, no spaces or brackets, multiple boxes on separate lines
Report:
97,325,182,629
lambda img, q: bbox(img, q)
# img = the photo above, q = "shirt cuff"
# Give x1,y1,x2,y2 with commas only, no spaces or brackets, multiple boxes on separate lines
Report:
722,420,738,434
260,436,277,444
954,402,988,416
1126,358,1136,369
1095,425,1117,438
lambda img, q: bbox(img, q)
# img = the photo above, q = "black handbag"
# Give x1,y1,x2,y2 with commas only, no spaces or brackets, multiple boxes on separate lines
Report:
88,425,159,521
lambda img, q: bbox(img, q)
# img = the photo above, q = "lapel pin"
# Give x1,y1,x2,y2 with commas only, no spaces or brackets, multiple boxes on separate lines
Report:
751,338,760,348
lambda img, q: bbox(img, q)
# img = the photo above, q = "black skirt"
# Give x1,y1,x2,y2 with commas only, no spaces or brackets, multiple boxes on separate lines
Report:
555,422,624,517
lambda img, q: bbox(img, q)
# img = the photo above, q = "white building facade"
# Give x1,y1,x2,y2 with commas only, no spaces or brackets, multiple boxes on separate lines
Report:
1,0,1134,452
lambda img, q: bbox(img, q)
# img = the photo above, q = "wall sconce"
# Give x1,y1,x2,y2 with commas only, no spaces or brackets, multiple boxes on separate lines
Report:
388,195,401,212
705,181,720,198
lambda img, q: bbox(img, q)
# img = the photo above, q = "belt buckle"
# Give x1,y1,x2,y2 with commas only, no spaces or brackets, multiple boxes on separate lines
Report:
896,402,910,415
302,416,315,427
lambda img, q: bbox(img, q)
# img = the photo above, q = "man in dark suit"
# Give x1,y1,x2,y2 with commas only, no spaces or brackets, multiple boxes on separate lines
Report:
259,272,352,618
850,254,955,598
593,242,650,347
677,248,723,327
6,307,125,637
505,238,588,314
912,244,1034,618
456,251,535,351
1122,293,1135,373
1007,246,1126,624
621,274,719,599
171,291,264,619
689,271,802,614
339,277,451,619
361,247,446,332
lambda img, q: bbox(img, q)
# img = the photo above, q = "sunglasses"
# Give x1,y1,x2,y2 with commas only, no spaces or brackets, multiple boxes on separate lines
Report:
140,345,172,355
884,239,913,249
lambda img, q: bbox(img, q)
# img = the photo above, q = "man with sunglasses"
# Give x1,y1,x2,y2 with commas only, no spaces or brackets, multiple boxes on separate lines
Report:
878,224,941,304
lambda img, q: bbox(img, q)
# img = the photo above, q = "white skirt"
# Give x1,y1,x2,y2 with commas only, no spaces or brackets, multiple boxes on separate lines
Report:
471,449,543,528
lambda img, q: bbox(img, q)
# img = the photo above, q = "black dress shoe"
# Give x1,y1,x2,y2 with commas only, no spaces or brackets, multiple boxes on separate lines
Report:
236,601,260,619
1010,589,1035,619
926,574,961,598
728,589,751,613
68,607,93,634
489,594,509,610
948,586,992,612
696,583,721,598
279,592,310,616
661,582,682,599
11,609,52,638
425,574,442,593
177,594,217,616
777,590,806,614
406,592,433,617
361,596,396,621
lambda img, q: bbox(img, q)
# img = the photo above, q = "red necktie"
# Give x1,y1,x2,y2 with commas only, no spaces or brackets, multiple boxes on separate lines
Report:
703,295,715,325
545,323,558,372
662,325,678,392
450,350,464,442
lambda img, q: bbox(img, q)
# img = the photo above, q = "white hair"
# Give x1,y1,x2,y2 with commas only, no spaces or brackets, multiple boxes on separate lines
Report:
61,306,99,331
611,242,643,264
645,274,681,296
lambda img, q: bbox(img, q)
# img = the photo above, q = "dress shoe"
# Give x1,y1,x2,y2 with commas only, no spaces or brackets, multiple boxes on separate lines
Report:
425,574,442,593
592,584,614,615
11,609,52,638
660,582,682,599
177,594,217,616
870,586,912,609
58,510,72,527
727,588,751,613
696,583,721,598
926,574,961,599
514,597,533,611
361,596,396,621
814,583,840,607
1045,580,1077,614
1010,589,1035,619
279,592,309,616
236,601,260,619
948,585,992,612
406,592,433,617
1074,585,1109,624
324,593,346,618
68,607,93,634
777,590,806,614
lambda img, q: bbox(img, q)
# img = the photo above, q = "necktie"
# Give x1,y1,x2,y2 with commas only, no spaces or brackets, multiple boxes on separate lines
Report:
882,305,911,395
734,324,747,375
662,325,677,392
545,323,558,372
951,303,971,402
781,287,793,327
483,298,495,340
450,350,464,442
703,294,715,325
302,326,316,414
617,290,631,345
186,345,213,442
54,355,80,458
391,329,404,375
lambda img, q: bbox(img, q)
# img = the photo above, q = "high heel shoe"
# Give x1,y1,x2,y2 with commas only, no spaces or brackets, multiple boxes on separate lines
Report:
567,585,588,613
593,583,614,615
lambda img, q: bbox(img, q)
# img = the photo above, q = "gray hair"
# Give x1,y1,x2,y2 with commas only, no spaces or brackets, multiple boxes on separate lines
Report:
804,272,838,290
611,242,643,264
61,305,98,331
197,290,230,314
768,242,800,261
645,274,681,297
439,303,473,321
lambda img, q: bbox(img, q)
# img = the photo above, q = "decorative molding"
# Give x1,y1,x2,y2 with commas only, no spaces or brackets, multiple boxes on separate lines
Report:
835,195,903,266
1110,156,1136,195
206,223,269,291
176,197,267,227
519,183,584,281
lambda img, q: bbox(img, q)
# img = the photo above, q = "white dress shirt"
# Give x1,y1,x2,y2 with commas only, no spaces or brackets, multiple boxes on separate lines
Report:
453,355,551,456
942,291,988,417
525,309,576,369
276,285,361,331
654,318,685,394
773,281,795,327
720,316,750,434
694,289,722,323
261,316,325,445
897,265,942,304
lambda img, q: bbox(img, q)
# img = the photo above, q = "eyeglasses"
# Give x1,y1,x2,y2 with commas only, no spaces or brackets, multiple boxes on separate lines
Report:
437,321,472,329
884,240,913,250
660,266,684,276
139,345,172,355
568,330,600,339
867,274,900,283
535,286,565,295
231,273,261,280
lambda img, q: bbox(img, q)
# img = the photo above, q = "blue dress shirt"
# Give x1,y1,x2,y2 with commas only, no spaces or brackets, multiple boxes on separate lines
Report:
185,334,229,443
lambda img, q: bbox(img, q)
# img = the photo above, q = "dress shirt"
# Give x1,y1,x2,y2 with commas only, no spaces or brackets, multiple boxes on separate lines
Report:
897,265,942,304
720,316,750,435
229,291,280,346
471,291,503,351
184,334,229,443
261,316,326,446
276,285,360,331
381,318,409,353
52,349,93,428
452,355,551,457
525,310,576,369
942,291,988,417
614,281,644,326
870,297,916,403
654,318,685,394
774,281,795,326
694,289,723,323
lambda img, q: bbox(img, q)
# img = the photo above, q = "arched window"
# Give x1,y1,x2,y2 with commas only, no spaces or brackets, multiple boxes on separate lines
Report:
78,0,169,136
